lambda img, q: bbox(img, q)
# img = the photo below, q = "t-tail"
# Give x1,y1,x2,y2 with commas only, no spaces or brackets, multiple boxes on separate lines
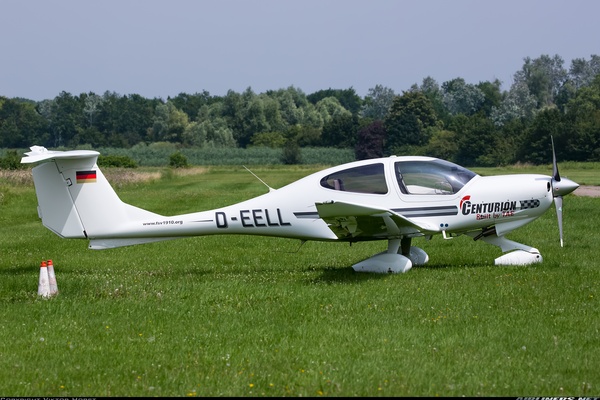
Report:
21,146,168,248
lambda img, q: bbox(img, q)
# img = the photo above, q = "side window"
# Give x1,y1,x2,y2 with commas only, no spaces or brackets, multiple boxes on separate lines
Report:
320,163,388,194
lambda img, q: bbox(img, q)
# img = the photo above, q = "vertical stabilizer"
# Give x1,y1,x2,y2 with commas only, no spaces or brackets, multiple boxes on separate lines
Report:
23,146,162,239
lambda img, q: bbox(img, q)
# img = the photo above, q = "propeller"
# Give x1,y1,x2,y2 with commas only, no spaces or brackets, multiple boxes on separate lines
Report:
550,136,579,247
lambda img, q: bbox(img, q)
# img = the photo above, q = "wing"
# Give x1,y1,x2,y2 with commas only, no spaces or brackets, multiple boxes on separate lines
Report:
315,200,438,240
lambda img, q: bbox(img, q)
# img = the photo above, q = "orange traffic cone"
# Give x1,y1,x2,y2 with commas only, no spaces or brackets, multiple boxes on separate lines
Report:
38,261,50,298
47,259,58,296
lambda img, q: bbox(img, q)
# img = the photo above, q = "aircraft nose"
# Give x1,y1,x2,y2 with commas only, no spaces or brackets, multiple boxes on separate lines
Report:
552,177,579,197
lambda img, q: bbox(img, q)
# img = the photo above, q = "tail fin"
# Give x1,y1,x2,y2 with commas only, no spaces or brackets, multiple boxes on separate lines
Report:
22,146,162,240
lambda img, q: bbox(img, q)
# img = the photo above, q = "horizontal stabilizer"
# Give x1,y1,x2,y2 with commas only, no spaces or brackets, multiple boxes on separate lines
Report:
21,145,100,164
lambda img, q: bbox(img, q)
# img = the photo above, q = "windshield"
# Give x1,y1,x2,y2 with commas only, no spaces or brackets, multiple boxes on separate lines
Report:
395,159,477,195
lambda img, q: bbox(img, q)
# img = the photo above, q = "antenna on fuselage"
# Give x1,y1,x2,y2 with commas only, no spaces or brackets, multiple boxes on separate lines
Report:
243,165,275,192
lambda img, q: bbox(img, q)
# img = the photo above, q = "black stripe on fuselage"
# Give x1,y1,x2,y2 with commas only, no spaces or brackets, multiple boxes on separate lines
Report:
391,206,458,217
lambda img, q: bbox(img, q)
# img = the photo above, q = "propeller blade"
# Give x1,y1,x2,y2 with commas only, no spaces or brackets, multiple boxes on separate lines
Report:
551,135,561,182
555,195,564,247
550,136,579,247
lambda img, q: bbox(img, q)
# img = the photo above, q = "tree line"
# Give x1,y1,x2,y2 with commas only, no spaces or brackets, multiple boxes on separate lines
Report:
1,53,599,166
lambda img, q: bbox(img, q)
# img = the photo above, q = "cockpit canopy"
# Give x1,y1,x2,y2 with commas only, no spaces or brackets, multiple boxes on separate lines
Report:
320,158,477,195
395,159,477,195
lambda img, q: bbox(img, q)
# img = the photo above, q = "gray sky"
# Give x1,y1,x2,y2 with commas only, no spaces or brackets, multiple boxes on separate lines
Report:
1,0,598,101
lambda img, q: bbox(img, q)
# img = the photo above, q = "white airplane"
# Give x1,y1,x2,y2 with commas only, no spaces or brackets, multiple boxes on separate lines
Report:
21,140,579,273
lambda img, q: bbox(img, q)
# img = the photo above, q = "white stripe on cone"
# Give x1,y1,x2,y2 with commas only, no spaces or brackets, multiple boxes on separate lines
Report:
47,259,58,295
38,261,50,298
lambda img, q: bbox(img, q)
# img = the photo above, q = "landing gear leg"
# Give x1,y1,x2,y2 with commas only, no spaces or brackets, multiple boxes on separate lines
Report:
401,237,429,266
350,237,430,274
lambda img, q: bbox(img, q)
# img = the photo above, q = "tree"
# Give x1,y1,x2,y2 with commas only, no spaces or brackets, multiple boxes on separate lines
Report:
568,54,600,89
476,79,503,117
384,91,439,155
424,129,458,162
414,76,447,121
441,78,486,116
42,91,84,147
562,74,600,161
240,93,271,146
496,118,528,165
281,125,302,164
193,102,237,147
186,117,236,148
149,101,189,143
315,97,349,126
450,114,499,166
355,120,386,160
517,108,564,164
82,92,104,127
121,94,162,145
360,85,396,121
260,94,286,133
269,87,306,128
557,55,600,111
93,91,122,144
250,131,286,148
513,54,567,108
221,89,244,145
169,91,214,120
264,86,322,138
94,92,159,146
490,81,538,127
307,87,362,115
321,112,357,148
0,97,48,148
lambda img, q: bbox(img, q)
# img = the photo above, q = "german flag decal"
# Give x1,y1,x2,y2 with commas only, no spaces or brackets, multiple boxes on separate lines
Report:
76,170,97,184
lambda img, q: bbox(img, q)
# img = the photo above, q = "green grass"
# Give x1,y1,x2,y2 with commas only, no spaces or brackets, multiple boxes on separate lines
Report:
0,165,599,397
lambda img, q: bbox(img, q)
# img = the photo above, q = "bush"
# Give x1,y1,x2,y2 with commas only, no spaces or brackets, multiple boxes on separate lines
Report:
98,155,138,168
0,150,26,170
250,132,286,148
281,140,302,165
169,152,189,168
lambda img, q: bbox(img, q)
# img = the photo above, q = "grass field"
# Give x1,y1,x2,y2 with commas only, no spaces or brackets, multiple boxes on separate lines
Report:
0,163,599,397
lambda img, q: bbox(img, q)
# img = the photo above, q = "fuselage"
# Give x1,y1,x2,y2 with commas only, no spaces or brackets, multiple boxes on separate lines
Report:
100,156,559,243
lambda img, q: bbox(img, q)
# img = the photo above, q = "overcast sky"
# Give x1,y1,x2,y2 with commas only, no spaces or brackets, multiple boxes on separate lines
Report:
1,0,599,101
